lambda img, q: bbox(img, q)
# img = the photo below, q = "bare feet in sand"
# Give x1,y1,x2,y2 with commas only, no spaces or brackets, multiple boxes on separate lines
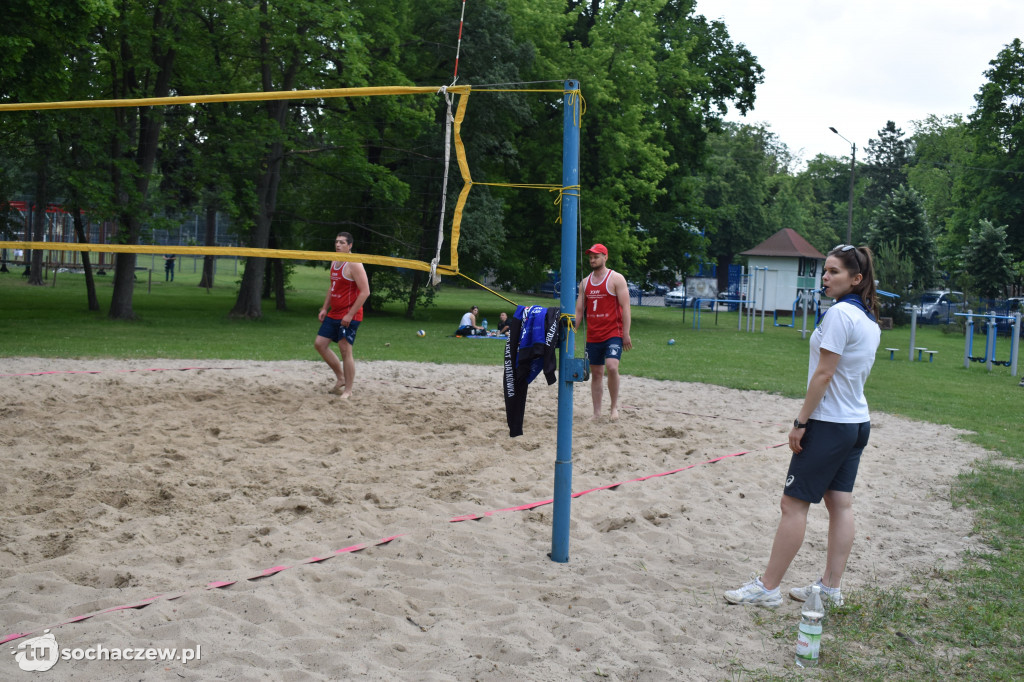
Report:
328,385,352,400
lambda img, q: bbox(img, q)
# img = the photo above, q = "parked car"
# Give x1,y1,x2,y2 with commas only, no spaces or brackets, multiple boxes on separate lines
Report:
664,286,689,307
645,282,670,296
992,297,1023,335
537,272,560,298
717,290,742,311
903,290,965,323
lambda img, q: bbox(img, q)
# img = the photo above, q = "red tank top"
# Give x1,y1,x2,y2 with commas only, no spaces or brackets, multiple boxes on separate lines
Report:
328,262,364,321
583,269,622,342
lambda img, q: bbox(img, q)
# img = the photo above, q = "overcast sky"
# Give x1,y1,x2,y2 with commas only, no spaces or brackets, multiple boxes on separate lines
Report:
694,0,1022,167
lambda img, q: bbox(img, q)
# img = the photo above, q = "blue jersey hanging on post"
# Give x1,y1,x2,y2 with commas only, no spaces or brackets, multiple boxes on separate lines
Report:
504,305,560,437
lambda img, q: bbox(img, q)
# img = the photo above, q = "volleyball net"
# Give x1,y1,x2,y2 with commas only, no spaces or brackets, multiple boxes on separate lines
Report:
0,83,581,287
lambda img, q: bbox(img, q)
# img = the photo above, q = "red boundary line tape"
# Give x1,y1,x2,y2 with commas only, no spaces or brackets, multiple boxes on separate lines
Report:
1,365,787,644
619,404,787,427
449,443,787,522
1,535,403,645
0,366,247,377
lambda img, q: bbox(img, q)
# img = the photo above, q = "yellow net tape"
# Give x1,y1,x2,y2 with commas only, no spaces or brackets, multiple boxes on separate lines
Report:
0,84,472,277
1,82,584,299
0,85,472,111
0,241,459,276
456,272,518,308
448,87,472,273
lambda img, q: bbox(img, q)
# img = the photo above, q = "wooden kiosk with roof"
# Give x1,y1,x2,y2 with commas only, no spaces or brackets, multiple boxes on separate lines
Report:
740,228,825,317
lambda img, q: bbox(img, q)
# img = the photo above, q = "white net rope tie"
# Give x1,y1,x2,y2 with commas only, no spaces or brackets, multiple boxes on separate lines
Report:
430,85,455,286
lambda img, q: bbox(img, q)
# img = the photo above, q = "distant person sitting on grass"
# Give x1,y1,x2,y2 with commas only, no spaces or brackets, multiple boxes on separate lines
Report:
496,312,511,335
456,306,486,336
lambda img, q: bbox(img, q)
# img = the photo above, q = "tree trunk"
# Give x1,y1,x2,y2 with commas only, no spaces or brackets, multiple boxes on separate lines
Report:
27,162,48,286
109,239,139,319
264,229,287,310
228,121,286,319
62,131,100,311
198,205,217,288
107,25,176,320
71,204,100,312
273,258,286,310
230,5,301,320
717,254,731,296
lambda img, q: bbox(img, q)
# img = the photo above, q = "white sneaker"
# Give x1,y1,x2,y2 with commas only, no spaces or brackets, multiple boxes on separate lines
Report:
724,577,782,607
789,580,844,607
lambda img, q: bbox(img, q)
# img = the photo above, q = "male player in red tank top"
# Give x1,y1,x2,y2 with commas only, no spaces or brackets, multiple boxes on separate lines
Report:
315,232,370,399
574,243,632,420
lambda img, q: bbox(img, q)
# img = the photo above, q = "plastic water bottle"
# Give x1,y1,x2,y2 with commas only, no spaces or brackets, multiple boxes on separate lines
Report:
795,585,824,667
482,318,488,330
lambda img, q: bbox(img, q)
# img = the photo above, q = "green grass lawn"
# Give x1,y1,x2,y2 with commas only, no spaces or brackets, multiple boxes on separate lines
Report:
2,265,1023,679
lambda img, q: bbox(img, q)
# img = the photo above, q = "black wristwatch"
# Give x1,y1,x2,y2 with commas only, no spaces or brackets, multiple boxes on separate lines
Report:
794,419,808,429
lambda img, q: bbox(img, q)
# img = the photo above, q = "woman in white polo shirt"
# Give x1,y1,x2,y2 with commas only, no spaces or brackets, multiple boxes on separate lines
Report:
724,244,881,608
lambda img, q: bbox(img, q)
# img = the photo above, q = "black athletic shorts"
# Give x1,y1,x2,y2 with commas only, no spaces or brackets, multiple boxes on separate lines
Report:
784,420,870,503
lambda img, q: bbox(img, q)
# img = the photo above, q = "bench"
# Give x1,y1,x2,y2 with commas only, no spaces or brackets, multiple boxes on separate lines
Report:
924,350,938,363
884,347,899,360
915,347,928,361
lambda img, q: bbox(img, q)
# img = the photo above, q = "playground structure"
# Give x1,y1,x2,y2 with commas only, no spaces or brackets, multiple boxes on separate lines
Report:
688,265,761,332
688,265,822,338
958,311,1021,376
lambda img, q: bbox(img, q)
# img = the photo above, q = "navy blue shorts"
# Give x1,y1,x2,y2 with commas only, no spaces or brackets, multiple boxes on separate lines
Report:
318,318,360,346
784,420,870,503
586,337,623,366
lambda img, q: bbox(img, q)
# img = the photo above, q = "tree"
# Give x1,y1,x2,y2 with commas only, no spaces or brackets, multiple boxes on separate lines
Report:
700,122,785,285
101,0,193,319
556,0,669,275
872,238,915,323
862,121,910,211
960,219,1014,300
866,185,936,288
954,39,1024,269
230,1,369,319
0,0,116,287
763,172,839,255
0,0,770,317
906,114,973,274
639,0,762,284
796,153,858,249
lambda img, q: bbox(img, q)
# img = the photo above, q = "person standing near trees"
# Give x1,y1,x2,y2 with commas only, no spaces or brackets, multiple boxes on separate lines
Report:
315,232,370,399
164,254,176,281
574,243,632,420
724,244,881,608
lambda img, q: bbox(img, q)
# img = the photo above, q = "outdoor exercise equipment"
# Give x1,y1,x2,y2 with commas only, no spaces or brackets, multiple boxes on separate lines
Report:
957,311,1021,376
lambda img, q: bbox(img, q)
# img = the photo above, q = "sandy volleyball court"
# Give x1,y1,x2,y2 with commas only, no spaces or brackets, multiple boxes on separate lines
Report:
0,357,986,680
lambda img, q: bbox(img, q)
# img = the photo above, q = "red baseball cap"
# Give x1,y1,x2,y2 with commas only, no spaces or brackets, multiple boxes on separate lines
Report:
584,243,608,256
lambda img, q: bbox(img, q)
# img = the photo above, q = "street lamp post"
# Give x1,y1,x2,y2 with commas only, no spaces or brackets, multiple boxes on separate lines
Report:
829,126,855,244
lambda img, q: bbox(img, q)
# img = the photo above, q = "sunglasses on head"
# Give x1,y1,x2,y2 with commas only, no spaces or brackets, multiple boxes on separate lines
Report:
832,244,862,271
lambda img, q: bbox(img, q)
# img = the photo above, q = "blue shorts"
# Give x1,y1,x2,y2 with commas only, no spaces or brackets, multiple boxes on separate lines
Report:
586,337,623,366
318,318,360,346
784,420,870,503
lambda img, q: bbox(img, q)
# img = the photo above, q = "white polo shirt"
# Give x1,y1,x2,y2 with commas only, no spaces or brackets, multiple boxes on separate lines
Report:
808,301,881,423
